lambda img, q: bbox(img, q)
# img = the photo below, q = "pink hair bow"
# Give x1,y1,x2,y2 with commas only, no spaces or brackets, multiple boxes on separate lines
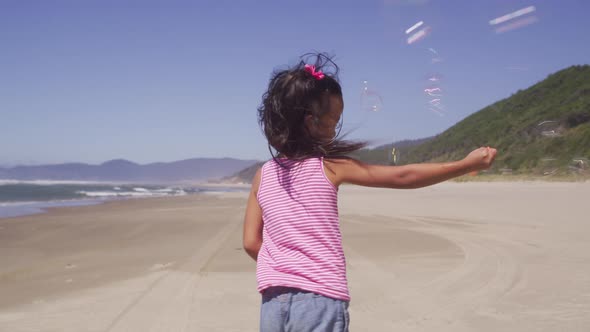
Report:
304,64,325,80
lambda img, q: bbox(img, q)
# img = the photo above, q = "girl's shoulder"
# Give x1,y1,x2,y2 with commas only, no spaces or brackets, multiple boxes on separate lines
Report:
323,156,364,187
323,156,362,168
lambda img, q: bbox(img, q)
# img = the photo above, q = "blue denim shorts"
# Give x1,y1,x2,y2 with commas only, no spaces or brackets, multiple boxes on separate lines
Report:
260,286,350,332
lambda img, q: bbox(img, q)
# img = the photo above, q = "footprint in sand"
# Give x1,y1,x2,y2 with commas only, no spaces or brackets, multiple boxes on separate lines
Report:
65,263,77,269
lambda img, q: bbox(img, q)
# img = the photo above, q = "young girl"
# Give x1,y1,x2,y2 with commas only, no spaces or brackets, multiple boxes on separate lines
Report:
243,53,497,332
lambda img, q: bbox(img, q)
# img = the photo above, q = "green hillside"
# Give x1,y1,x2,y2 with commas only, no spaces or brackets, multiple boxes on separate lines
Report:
348,137,433,165
216,161,264,184
226,65,589,183
363,65,590,177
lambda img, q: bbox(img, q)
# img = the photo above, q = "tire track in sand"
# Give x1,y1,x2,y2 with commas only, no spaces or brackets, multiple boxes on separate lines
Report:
343,215,524,331
104,212,243,332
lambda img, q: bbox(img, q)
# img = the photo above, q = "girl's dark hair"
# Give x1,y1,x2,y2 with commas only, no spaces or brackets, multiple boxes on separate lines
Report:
258,52,366,162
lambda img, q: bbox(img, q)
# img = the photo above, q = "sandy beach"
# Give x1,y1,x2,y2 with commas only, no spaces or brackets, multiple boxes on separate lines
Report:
1,182,589,331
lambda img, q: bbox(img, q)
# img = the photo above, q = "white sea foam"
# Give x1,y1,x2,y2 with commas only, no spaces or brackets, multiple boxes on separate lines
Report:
77,191,155,197
154,188,174,193
0,184,241,219
76,187,186,198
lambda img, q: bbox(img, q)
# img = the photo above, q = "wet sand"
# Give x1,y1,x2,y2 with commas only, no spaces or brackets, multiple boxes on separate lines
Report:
0,182,589,331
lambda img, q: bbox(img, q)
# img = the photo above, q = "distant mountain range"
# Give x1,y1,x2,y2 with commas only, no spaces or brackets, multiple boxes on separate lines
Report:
0,158,260,183
218,161,265,184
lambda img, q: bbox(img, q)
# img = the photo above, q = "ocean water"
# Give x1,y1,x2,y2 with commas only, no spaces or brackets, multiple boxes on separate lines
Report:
0,180,246,219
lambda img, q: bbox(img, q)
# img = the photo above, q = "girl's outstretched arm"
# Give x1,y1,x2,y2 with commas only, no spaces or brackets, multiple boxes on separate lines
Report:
243,168,263,261
325,147,497,189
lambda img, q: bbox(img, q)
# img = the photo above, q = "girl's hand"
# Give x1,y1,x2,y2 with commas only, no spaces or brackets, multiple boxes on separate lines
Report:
463,147,497,171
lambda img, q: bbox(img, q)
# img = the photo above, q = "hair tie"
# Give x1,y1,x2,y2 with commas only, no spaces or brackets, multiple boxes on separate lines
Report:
304,64,325,80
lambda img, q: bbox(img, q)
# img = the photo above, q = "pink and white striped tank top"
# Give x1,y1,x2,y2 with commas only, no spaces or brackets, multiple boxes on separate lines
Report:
256,157,350,301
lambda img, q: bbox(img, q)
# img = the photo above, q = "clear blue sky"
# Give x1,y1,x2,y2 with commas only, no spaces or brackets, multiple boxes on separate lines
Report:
1,0,589,165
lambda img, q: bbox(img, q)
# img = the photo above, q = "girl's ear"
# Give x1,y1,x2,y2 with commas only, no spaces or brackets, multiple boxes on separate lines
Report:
304,114,319,137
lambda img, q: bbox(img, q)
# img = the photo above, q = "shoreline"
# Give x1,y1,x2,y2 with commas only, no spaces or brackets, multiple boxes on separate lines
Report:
2,177,586,220
0,184,250,220
0,198,109,219
2,178,585,220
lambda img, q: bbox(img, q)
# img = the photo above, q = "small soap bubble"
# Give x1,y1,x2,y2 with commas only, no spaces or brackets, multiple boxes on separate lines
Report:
424,87,443,97
489,6,538,34
407,26,431,44
405,21,431,45
360,81,384,113
423,46,446,116
428,98,442,106
425,73,443,82
429,107,444,116
430,57,443,64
